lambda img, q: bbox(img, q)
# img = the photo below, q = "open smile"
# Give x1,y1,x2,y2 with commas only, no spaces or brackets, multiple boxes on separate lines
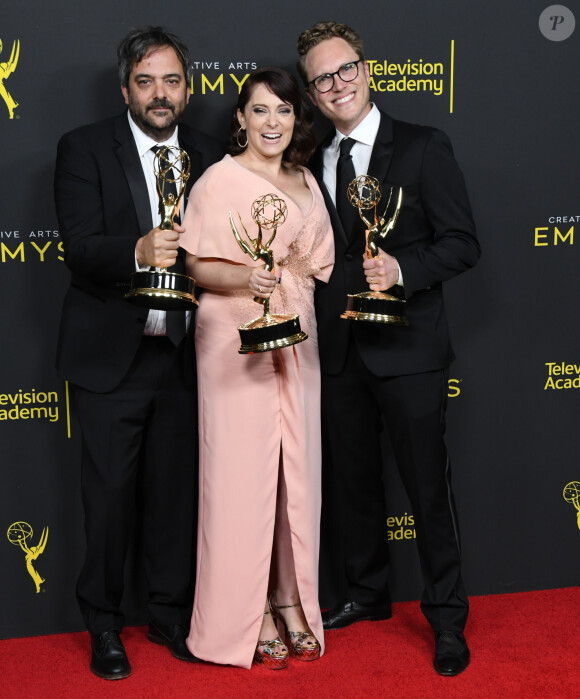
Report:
333,91,356,106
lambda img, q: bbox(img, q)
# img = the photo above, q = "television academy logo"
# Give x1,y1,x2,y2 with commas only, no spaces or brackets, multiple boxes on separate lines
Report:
366,40,458,113
0,388,60,423
0,36,19,119
543,362,580,390
539,6,576,41
367,57,445,97
6,521,49,593
387,512,416,541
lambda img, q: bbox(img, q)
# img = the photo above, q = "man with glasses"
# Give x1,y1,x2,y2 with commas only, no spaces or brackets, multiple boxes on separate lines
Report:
296,21,480,676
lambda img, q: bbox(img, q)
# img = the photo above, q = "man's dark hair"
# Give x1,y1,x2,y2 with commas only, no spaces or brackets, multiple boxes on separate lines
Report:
117,26,191,87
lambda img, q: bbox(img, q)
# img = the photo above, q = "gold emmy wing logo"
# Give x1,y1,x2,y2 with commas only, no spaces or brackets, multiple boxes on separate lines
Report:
7,521,48,592
0,36,20,119
563,482,580,530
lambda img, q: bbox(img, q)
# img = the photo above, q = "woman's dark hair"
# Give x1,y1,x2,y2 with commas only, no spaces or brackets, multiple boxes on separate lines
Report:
228,67,316,167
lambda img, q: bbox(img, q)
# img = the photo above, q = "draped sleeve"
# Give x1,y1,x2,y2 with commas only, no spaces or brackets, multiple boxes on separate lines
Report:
180,158,334,285
180,156,252,266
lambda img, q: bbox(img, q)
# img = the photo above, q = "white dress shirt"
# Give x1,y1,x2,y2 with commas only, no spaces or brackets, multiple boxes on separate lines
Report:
322,103,381,204
127,113,187,335
322,104,402,286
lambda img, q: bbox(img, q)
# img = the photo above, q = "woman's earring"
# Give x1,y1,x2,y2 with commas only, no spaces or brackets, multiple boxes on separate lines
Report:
237,126,248,148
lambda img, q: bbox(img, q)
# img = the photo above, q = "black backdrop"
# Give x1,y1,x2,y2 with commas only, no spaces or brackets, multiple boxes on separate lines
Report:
1,1,579,639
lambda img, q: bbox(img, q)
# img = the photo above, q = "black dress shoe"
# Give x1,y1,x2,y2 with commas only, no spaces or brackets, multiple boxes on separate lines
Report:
90,630,131,680
147,623,199,662
433,631,470,676
322,600,391,630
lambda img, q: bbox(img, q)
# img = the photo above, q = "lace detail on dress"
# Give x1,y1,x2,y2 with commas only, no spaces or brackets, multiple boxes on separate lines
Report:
273,216,327,332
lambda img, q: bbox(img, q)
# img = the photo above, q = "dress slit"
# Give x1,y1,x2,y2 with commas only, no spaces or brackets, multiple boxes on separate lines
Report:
182,156,332,668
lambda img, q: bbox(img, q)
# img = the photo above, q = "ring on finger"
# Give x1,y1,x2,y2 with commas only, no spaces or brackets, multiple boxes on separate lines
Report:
369,277,374,283
258,284,263,293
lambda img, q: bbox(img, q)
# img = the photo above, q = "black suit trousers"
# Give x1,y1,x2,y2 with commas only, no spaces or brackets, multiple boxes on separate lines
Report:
320,339,468,632
73,336,197,634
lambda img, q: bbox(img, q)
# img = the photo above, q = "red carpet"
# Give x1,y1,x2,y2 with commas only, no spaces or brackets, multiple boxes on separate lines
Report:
1,587,578,698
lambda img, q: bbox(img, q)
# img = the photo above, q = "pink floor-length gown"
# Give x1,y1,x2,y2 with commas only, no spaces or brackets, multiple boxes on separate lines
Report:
180,155,334,668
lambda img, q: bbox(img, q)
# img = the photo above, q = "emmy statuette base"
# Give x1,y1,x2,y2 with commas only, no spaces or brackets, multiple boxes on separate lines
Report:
340,291,409,325
237,313,308,354
125,270,198,311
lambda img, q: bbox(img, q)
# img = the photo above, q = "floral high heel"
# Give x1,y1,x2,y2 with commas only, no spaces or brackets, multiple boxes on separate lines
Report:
270,598,321,661
253,610,289,670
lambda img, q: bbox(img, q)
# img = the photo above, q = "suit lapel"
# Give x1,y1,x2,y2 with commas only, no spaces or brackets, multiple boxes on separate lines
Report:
320,177,347,248
309,144,324,181
114,115,153,236
313,116,395,246
311,130,349,246
368,111,395,189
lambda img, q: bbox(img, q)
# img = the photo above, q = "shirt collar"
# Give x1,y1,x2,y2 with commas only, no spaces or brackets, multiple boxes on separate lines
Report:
331,103,381,151
127,112,180,157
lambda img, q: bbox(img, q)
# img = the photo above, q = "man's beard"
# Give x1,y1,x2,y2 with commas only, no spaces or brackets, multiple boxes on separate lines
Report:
130,97,182,140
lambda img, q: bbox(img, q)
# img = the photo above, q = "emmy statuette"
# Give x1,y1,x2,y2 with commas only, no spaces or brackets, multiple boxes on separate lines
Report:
7,521,48,593
563,482,580,530
229,193,308,354
125,145,197,310
341,176,408,324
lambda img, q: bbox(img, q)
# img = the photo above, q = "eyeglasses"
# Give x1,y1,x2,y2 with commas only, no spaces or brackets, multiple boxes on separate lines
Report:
309,60,362,94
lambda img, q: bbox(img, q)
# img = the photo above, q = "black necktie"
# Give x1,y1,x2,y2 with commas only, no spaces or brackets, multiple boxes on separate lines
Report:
151,145,185,345
335,137,359,242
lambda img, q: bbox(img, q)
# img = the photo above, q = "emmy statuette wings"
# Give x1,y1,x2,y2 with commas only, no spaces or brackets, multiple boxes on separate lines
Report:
125,145,198,310
0,37,20,119
229,193,308,354
340,175,408,324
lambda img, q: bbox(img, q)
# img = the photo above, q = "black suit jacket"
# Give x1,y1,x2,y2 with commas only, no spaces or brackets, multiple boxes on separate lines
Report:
310,110,480,377
54,113,223,392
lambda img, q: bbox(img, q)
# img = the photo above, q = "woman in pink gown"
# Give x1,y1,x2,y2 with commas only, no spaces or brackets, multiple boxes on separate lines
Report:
180,68,334,669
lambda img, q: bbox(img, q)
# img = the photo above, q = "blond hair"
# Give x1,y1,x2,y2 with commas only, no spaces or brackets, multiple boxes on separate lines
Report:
296,21,365,85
